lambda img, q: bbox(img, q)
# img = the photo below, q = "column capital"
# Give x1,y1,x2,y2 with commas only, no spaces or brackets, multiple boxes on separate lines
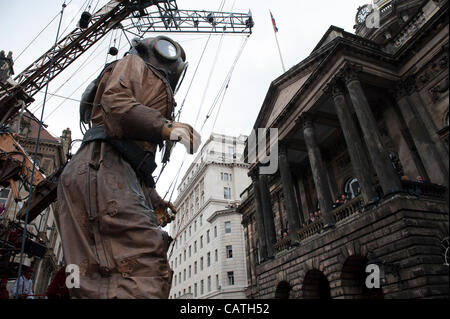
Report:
297,112,315,129
338,63,363,84
391,76,419,100
324,78,346,98
391,80,408,100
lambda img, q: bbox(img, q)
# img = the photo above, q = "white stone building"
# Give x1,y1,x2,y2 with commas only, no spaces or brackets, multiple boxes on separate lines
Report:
168,133,251,299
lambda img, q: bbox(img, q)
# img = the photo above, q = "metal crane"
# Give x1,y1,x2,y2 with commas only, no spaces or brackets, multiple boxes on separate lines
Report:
0,0,254,126
0,0,253,234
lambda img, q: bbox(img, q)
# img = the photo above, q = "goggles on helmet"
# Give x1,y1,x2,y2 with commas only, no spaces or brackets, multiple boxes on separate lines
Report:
129,36,188,95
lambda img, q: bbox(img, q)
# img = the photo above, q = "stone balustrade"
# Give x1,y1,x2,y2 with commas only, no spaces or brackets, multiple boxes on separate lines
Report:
274,237,291,253
401,180,447,199
332,195,364,222
297,219,324,241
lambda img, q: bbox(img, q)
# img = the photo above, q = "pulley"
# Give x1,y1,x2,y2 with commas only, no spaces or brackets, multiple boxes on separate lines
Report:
108,47,119,56
79,11,92,29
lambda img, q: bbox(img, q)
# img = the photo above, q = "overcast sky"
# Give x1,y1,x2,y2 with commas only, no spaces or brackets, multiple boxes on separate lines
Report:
0,0,369,233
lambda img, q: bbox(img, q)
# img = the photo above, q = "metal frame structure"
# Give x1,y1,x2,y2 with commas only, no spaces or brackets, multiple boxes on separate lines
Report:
0,0,253,126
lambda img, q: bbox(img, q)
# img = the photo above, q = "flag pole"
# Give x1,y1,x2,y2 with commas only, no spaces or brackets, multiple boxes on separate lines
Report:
270,10,286,73
274,30,286,73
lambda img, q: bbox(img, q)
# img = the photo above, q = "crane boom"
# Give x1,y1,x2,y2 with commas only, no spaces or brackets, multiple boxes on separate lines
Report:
0,0,254,224
0,0,253,126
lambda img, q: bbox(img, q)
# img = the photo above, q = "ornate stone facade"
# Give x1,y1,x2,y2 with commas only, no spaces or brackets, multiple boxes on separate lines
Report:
239,0,448,299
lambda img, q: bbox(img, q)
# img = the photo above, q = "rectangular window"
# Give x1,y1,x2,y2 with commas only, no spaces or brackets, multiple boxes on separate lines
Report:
215,249,218,262
189,226,192,237
206,230,210,243
184,269,186,281
174,275,177,287
216,274,219,289
225,221,231,234
227,271,235,286
179,272,181,283
189,265,192,278
208,276,211,292
184,250,186,261
175,257,177,268
200,236,203,248
179,253,182,265
224,187,231,199
201,280,204,295
214,226,217,237
200,214,203,226
194,220,197,231
194,283,197,297
226,245,233,258
189,245,192,257
207,252,211,267
194,261,197,274
194,241,197,253
200,257,204,270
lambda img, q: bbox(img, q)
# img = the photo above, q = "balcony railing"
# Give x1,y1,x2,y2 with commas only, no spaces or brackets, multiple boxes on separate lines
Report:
297,219,324,241
332,195,364,223
401,180,447,199
294,181,447,243
274,237,292,253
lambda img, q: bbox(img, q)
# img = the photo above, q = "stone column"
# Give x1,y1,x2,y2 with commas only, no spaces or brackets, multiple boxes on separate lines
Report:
278,144,302,243
301,116,335,227
249,170,268,260
341,64,402,195
394,79,448,186
258,174,277,257
298,176,312,223
327,79,378,204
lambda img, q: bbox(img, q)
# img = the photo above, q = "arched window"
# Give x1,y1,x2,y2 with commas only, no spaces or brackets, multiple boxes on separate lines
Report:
344,178,360,199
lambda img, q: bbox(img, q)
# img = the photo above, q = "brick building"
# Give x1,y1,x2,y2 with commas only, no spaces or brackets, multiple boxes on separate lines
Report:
239,0,449,299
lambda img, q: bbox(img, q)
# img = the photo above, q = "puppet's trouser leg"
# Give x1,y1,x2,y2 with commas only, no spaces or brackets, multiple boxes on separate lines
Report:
57,141,173,299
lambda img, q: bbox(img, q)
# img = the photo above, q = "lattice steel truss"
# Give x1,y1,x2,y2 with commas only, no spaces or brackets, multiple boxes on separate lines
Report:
0,0,253,125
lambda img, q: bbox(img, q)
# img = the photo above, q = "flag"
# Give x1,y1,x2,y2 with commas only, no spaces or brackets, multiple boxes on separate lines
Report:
270,10,278,33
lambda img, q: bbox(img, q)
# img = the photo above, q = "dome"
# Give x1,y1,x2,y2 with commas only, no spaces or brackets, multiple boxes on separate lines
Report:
354,0,429,44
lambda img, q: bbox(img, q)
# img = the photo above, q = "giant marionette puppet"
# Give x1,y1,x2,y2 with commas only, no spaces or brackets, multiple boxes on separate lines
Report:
57,36,200,299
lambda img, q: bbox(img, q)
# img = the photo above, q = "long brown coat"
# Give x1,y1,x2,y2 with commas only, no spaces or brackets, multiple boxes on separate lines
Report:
57,54,174,299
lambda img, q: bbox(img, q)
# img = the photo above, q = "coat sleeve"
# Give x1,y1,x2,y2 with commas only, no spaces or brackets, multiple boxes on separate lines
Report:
149,188,165,209
100,55,168,144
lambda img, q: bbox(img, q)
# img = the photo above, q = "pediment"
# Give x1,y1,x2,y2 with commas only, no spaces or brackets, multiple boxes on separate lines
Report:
266,73,312,127
312,26,345,53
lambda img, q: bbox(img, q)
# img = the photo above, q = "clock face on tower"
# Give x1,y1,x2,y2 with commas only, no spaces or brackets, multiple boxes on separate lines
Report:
356,5,371,24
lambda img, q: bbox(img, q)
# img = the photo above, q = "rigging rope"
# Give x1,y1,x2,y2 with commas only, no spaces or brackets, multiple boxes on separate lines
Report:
41,40,129,120
29,34,110,113
167,35,249,259
13,0,74,63
15,0,67,299
154,34,213,184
